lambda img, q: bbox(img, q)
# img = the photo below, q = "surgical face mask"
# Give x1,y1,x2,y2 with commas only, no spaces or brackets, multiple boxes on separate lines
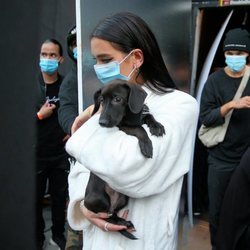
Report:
39,58,59,74
93,50,136,84
73,47,77,60
225,55,247,72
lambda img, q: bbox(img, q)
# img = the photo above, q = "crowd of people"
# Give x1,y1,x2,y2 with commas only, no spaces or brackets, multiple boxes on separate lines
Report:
35,11,250,250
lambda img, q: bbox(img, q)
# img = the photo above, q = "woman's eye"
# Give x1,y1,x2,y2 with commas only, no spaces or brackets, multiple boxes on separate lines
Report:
102,58,112,64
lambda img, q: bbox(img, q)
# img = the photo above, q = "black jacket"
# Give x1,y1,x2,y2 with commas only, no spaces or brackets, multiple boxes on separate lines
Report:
36,73,68,160
58,63,78,135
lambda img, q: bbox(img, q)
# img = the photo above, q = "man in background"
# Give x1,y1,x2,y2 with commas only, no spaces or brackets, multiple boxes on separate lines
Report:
35,38,70,250
58,26,83,250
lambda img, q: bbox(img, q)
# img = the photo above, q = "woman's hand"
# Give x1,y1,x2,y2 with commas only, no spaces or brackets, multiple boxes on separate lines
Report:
71,105,95,134
80,205,132,233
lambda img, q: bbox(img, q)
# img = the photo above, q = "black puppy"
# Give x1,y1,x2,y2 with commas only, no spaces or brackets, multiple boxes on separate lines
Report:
84,80,165,239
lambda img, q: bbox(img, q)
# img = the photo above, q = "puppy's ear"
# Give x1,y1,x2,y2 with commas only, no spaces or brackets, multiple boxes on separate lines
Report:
127,83,147,114
92,88,102,116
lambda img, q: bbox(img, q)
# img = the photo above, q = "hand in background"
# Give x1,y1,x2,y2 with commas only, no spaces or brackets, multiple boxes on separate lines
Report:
38,101,56,119
233,96,250,109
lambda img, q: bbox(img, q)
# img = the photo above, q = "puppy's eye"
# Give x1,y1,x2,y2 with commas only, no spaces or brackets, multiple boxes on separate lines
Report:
113,96,122,103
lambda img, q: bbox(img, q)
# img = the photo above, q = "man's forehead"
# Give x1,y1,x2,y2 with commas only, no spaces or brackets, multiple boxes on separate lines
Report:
41,43,59,52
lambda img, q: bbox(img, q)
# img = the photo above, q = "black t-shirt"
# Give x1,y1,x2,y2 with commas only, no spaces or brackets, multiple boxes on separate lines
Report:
200,68,250,165
36,75,67,159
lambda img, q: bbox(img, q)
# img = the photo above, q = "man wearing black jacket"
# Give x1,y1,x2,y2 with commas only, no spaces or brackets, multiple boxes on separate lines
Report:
58,26,83,250
36,39,69,250
58,26,78,135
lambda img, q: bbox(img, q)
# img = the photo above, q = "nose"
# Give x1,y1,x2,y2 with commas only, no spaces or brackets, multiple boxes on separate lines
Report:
99,118,110,127
99,117,112,128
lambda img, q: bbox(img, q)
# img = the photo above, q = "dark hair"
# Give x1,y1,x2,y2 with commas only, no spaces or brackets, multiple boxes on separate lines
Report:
67,25,77,62
90,12,176,94
43,38,63,56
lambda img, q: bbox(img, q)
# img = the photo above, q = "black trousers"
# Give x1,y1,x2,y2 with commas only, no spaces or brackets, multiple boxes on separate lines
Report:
217,147,250,250
207,155,237,249
36,156,69,243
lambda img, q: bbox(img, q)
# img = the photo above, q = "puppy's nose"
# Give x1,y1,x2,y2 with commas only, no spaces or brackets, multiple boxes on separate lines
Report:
99,118,110,127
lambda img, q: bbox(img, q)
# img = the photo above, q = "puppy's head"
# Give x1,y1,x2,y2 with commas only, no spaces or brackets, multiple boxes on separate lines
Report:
92,80,147,127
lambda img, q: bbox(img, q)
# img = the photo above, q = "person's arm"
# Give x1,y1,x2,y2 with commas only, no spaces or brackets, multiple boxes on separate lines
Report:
220,96,250,117
67,161,129,232
199,75,225,127
200,71,250,127
66,90,199,232
58,66,78,134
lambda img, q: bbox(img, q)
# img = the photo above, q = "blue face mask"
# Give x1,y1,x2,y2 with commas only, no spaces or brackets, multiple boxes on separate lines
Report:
39,58,59,74
93,50,136,84
225,55,247,72
73,47,77,60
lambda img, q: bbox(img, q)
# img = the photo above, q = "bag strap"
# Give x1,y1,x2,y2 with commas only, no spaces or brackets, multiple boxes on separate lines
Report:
233,66,250,101
224,65,250,125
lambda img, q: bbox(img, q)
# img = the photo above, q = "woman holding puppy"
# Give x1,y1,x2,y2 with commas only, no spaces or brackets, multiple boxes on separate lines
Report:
66,12,199,250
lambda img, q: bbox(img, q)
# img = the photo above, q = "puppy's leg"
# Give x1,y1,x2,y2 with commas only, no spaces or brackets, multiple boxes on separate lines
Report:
120,126,153,158
84,173,111,213
105,185,128,214
143,113,165,136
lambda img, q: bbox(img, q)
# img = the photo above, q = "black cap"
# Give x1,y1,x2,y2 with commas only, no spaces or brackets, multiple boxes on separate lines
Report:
223,28,250,53
67,25,77,61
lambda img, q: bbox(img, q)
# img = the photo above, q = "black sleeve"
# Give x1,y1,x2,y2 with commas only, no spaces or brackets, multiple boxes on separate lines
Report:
58,65,78,135
199,73,225,127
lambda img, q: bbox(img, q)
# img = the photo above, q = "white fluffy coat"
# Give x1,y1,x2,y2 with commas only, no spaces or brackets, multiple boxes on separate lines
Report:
66,88,199,250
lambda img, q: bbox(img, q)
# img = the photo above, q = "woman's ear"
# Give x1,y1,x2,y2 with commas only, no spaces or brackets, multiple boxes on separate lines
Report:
132,49,144,69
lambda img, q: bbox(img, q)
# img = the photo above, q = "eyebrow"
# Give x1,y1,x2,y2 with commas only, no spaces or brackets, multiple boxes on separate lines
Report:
95,53,112,58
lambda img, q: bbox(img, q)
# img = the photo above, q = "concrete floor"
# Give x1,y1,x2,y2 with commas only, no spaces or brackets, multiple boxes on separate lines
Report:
42,204,211,250
179,216,210,250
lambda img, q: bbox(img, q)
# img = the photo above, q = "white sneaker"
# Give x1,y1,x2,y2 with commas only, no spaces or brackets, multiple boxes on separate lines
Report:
49,238,60,250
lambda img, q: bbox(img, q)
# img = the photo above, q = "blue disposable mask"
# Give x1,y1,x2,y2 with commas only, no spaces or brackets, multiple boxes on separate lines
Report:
93,50,136,84
73,47,77,60
39,58,59,74
225,55,247,72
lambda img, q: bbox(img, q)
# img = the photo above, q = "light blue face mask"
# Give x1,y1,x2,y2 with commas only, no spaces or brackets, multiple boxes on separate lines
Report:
225,55,247,72
93,50,136,84
73,47,77,60
39,58,59,74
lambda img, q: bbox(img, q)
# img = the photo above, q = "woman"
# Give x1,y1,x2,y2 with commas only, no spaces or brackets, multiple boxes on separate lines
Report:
66,12,199,250
199,27,250,250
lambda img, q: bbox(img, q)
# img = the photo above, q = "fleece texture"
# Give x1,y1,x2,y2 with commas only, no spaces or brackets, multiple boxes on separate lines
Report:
66,87,199,250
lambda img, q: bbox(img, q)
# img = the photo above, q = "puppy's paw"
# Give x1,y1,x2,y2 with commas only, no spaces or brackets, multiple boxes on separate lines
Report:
149,122,165,137
125,220,136,230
